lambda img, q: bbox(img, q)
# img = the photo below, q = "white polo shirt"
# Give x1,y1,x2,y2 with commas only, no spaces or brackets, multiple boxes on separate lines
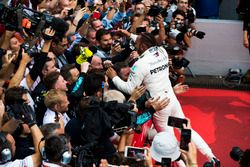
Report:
43,108,70,127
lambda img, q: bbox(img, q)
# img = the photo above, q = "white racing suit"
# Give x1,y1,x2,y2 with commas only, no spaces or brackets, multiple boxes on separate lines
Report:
112,46,215,160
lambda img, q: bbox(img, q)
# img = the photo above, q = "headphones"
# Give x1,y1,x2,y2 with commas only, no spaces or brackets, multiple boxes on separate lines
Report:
0,133,12,163
42,135,72,165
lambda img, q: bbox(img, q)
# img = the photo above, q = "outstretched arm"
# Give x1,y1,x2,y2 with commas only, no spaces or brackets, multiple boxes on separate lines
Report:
106,66,145,95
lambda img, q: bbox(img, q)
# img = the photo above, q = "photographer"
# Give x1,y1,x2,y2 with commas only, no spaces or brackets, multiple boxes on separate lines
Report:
168,9,191,48
0,103,44,167
41,134,72,167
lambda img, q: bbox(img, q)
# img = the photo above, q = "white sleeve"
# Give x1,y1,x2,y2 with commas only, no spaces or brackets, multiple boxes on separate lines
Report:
130,33,138,42
112,63,145,95
5,155,34,167
43,111,56,125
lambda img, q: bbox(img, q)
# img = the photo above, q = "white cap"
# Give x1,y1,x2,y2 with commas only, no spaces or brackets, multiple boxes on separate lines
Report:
150,132,180,162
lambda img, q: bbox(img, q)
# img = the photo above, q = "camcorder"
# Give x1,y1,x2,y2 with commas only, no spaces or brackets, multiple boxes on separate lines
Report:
175,24,206,40
0,3,68,38
72,142,100,167
102,100,139,133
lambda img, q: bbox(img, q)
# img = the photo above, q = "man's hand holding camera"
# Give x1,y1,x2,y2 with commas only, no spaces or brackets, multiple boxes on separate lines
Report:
21,49,32,65
42,27,55,53
111,41,125,56
9,103,37,127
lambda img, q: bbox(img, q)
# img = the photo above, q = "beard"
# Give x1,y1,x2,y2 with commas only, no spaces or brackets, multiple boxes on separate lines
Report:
102,45,111,52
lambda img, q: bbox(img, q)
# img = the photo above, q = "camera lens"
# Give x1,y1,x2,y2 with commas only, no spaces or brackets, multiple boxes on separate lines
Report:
230,147,244,161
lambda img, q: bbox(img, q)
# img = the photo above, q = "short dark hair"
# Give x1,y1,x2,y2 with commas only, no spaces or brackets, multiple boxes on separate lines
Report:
113,62,129,75
45,135,69,162
140,32,158,48
172,9,186,19
4,86,28,106
41,123,61,138
60,64,76,82
84,71,105,96
43,71,61,90
96,28,110,41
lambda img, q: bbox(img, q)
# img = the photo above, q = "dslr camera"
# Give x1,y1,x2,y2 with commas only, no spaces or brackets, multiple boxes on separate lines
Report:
148,5,168,18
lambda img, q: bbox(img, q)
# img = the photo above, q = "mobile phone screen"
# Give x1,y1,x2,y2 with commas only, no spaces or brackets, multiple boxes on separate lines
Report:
167,116,188,129
180,129,191,151
125,146,146,159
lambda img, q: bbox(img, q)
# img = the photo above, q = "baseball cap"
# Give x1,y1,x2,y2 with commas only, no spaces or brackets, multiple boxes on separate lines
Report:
150,132,180,162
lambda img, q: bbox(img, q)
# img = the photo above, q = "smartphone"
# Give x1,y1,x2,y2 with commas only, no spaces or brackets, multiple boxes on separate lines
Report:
161,158,172,167
167,116,188,129
180,129,191,151
124,146,147,160
136,26,146,34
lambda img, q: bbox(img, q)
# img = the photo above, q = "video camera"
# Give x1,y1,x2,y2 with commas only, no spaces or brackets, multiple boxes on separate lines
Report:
102,100,139,133
0,3,68,37
72,142,100,167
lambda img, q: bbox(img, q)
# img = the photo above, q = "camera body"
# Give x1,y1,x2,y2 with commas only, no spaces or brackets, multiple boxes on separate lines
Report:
72,143,100,167
148,5,168,18
0,4,68,37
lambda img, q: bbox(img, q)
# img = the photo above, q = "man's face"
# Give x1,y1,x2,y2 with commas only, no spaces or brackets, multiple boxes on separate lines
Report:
135,4,145,15
52,39,68,56
119,67,131,81
87,31,96,45
99,34,112,51
177,0,188,12
57,94,69,113
54,75,68,91
173,14,185,28
92,20,103,31
157,0,169,9
69,68,79,83
10,37,21,52
43,59,57,77
91,56,103,70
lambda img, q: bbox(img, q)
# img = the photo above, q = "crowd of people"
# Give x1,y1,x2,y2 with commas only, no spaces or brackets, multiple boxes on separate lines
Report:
0,0,249,167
